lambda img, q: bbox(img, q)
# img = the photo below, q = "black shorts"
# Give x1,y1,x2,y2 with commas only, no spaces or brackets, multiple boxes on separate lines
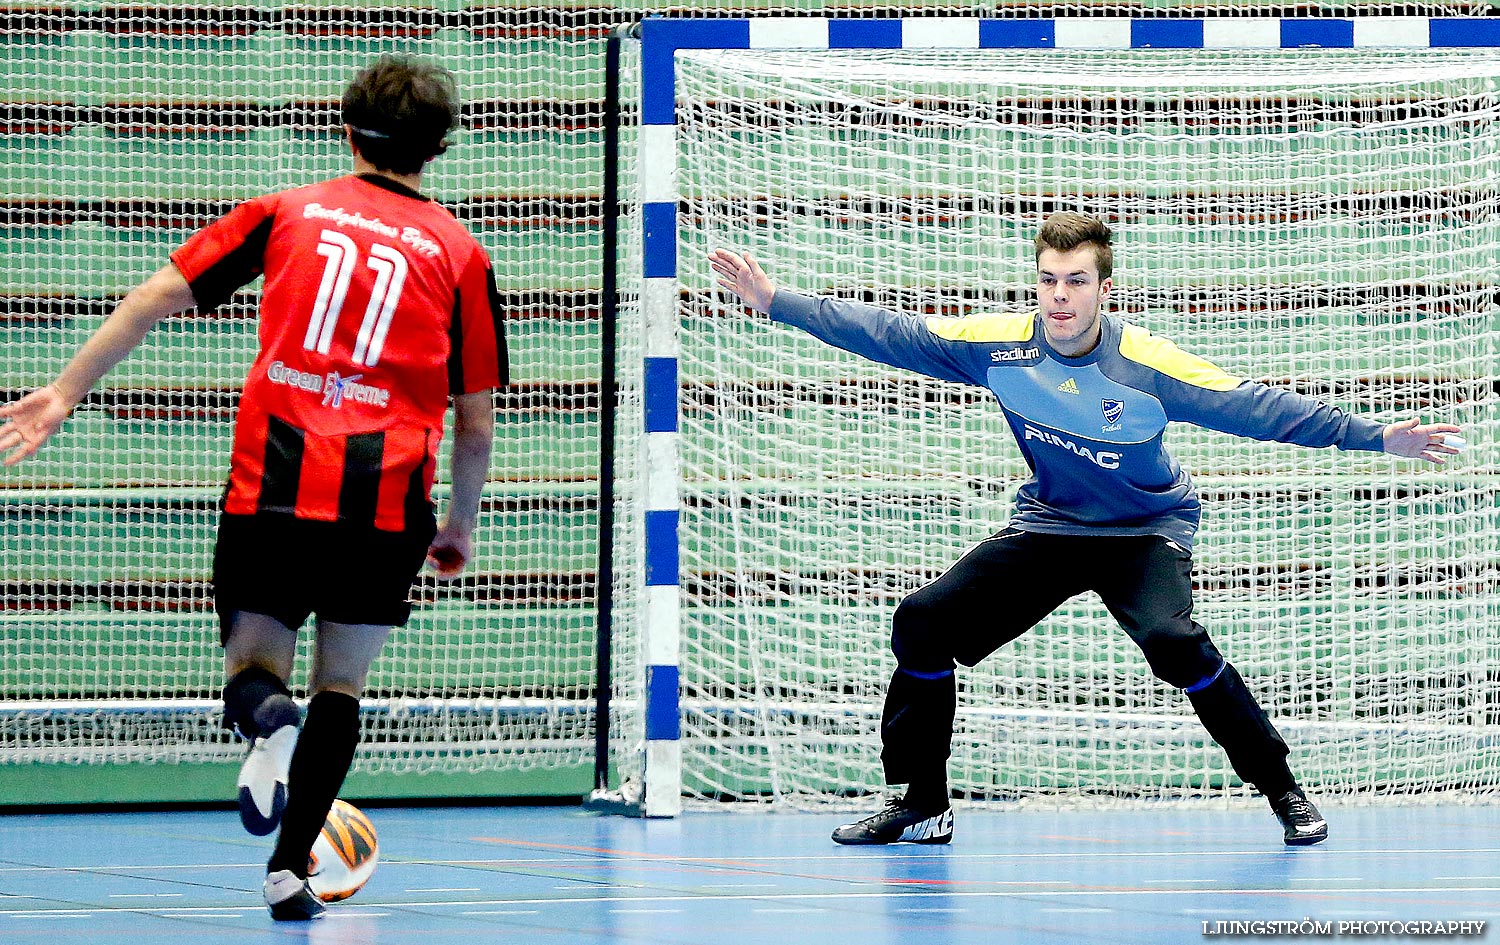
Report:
891,528,1222,689
212,511,437,644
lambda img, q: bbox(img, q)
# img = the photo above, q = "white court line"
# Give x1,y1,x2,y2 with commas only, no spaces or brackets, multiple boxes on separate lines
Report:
14,914,91,919
1289,877,1362,882
552,884,641,890
161,913,243,918
702,883,779,888
1436,876,1500,880
753,908,822,913
6,847,1500,872
6,885,1498,917
460,848,1500,863
1142,879,1217,884
0,863,265,873
900,908,968,914
487,847,1500,861
326,912,391,918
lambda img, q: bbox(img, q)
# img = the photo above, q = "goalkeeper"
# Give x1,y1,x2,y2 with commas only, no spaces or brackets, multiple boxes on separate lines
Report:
709,212,1462,848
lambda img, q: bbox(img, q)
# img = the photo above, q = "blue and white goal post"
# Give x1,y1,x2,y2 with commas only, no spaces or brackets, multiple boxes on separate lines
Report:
595,16,1500,817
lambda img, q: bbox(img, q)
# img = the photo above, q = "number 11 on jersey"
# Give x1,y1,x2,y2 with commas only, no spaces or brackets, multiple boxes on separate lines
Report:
305,229,408,368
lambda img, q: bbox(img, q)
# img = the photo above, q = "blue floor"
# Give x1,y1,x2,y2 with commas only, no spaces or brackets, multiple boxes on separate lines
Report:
0,803,1496,944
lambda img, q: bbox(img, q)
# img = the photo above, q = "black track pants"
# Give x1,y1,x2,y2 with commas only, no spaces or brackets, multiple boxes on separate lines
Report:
880,529,1291,794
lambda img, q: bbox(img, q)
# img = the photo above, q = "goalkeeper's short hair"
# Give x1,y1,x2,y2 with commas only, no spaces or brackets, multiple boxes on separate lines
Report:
1035,211,1114,281
341,55,460,175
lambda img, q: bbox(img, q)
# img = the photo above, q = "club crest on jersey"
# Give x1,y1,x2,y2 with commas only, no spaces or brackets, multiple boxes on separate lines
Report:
1102,399,1124,426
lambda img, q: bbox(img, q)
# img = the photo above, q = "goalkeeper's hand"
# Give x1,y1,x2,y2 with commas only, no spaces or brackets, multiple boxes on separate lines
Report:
708,249,775,314
1381,417,1464,464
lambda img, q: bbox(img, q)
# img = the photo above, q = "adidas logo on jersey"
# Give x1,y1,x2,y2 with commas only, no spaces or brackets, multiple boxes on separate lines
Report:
1056,378,1080,394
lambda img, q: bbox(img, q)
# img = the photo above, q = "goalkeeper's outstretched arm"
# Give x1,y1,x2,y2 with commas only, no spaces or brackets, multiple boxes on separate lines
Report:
1130,328,1466,467
708,249,981,385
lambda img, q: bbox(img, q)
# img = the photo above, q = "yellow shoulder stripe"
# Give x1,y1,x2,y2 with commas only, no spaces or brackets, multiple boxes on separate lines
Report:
1118,324,1242,392
923,312,1035,343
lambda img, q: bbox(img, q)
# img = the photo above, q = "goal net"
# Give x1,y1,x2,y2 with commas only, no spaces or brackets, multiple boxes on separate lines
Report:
624,46,1500,806
0,19,600,786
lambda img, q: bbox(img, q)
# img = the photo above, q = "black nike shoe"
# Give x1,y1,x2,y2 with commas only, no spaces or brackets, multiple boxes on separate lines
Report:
832,801,954,845
1271,789,1329,846
264,869,326,921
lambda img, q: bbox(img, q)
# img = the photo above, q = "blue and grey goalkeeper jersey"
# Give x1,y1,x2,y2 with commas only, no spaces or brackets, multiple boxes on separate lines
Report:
769,291,1387,550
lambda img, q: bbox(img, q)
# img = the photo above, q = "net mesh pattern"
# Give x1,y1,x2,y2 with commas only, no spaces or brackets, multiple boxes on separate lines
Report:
660,47,1500,805
0,10,605,775
0,2,1495,793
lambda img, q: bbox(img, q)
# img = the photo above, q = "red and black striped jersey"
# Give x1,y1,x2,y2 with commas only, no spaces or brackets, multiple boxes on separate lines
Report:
171,174,508,531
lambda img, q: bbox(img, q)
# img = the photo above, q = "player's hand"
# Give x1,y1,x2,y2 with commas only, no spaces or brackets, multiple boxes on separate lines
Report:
426,519,474,579
0,384,73,467
708,249,776,314
1381,417,1464,464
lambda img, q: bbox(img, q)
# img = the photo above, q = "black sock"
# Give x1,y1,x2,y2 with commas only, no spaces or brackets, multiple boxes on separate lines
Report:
222,666,294,740
901,779,951,815
267,691,361,878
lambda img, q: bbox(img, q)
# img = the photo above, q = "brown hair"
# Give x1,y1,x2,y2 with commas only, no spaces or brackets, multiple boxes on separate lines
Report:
341,56,459,176
1034,212,1113,281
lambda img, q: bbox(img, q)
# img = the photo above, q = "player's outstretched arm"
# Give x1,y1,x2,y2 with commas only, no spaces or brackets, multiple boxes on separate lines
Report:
0,264,195,466
427,388,496,579
1382,417,1465,465
708,249,776,314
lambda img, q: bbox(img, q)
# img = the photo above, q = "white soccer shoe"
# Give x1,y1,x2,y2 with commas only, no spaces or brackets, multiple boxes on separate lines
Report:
264,869,326,921
237,724,297,836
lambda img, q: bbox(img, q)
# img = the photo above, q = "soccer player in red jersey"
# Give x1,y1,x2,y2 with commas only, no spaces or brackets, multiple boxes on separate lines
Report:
0,57,507,920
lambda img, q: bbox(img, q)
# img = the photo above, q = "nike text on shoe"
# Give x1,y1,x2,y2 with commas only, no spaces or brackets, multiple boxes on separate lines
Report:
264,869,326,921
1272,790,1328,846
238,724,298,836
831,801,954,845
